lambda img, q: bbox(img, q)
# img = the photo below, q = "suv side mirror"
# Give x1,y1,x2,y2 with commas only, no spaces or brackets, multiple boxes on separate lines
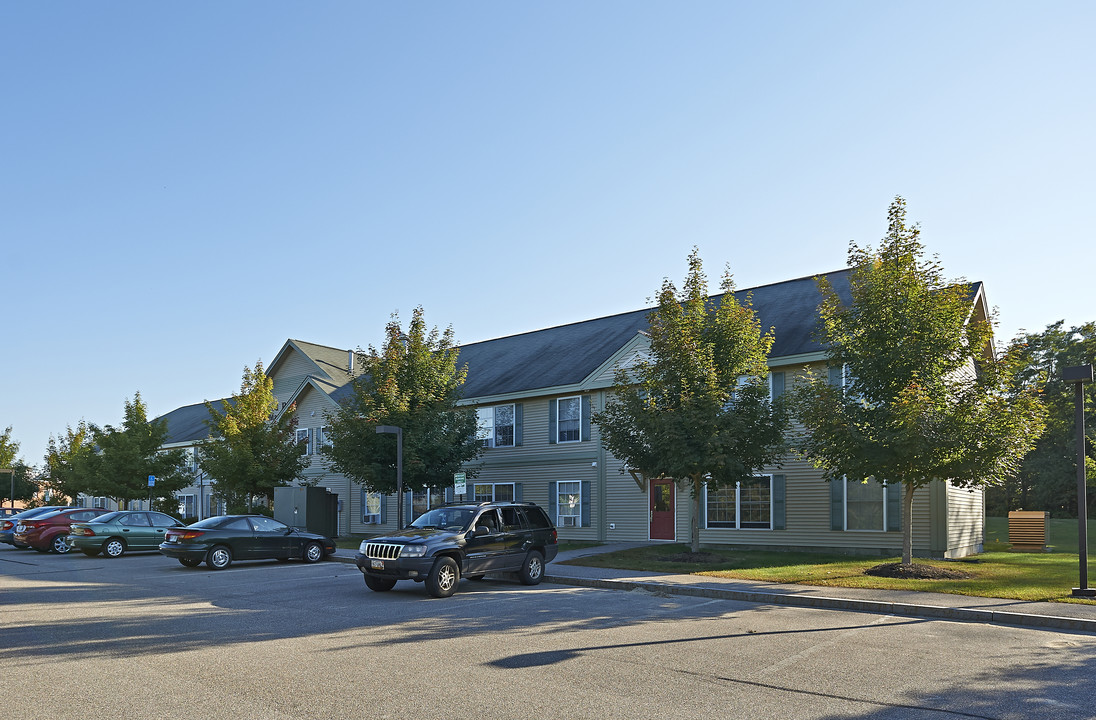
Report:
474,525,490,537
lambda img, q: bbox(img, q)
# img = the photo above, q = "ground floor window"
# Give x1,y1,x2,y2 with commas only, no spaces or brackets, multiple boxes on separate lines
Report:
473,483,515,503
706,476,773,530
548,480,590,528
832,478,900,532
556,481,581,527
361,489,382,524
179,494,196,518
412,488,447,518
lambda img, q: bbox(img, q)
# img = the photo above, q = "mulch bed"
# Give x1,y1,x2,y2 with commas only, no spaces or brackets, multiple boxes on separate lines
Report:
864,562,973,580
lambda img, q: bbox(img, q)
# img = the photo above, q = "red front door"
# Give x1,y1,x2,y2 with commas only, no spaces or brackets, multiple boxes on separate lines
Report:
650,478,675,540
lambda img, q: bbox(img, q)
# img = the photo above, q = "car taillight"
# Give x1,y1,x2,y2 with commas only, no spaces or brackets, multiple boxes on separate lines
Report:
550,528,558,543
0,520,12,531
72,526,94,536
22,520,41,529
168,530,205,541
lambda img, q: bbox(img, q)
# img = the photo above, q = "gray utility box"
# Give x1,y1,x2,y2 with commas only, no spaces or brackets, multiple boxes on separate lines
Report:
274,486,339,539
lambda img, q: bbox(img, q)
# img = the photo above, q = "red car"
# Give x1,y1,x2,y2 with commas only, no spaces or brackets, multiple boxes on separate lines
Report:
13,508,109,554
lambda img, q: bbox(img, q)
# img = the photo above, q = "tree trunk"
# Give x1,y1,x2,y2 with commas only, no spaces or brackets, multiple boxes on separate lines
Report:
691,474,702,553
902,480,915,565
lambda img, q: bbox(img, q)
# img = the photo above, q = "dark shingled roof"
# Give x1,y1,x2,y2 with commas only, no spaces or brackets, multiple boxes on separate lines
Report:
455,269,853,398
159,399,226,445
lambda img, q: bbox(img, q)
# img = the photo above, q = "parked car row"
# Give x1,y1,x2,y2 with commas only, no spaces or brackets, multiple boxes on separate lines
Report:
1,508,336,569
3,500,561,598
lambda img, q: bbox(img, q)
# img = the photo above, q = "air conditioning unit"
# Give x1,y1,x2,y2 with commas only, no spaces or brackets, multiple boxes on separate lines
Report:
560,516,577,527
362,513,380,524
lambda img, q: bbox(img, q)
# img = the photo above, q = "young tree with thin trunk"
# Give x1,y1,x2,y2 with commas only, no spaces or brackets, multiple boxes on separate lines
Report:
80,394,190,508
792,197,1046,565
595,249,788,553
197,361,307,512
325,307,481,499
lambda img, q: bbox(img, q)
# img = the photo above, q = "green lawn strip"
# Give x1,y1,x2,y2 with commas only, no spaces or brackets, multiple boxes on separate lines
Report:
562,540,1096,605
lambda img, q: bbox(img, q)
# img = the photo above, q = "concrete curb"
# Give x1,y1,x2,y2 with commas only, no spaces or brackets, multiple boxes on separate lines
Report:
544,573,1096,634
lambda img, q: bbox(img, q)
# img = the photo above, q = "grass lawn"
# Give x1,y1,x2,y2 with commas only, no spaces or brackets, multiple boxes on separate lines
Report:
564,517,1096,605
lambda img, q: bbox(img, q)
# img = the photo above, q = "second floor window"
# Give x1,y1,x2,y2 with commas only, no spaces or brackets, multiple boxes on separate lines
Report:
477,404,518,448
557,397,581,443
296,428,311,456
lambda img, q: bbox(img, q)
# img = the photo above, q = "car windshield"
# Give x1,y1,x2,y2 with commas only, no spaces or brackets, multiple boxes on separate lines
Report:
409,508,474,531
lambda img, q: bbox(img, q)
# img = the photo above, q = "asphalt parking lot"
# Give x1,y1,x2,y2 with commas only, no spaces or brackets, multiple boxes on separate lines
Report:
4,548,1096,720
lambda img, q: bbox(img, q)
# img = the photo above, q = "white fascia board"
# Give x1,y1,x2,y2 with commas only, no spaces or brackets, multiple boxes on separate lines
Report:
277,377,343,419
767,352,829,368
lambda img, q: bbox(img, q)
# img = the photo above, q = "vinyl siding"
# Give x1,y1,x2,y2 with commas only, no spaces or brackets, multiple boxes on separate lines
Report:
271,350,318,404
946,482,985,558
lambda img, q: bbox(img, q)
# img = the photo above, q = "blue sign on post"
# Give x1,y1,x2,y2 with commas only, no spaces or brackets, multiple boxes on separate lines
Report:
148,475,156,487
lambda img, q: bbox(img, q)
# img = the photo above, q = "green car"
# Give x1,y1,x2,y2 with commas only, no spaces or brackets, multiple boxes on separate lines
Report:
70,510,183,558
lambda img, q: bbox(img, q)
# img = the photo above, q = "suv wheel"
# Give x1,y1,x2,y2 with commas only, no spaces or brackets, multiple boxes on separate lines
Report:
519,550,544,585
426,556,460,598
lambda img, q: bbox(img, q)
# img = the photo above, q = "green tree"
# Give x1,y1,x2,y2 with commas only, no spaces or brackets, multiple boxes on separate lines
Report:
1,462,38,506
594,249,789,553
0,429,37,505
197,361,307,512
792,197,1047,565
0,426,17,469
326,307,482,501
42,418,96,501
990,321,1096,516
43,421,95,504
81,394,190,508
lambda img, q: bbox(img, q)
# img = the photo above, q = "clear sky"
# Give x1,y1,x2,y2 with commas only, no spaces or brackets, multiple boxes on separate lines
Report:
3,2,1093,465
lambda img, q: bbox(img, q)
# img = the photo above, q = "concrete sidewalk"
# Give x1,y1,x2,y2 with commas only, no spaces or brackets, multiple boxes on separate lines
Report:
332,542,1096,634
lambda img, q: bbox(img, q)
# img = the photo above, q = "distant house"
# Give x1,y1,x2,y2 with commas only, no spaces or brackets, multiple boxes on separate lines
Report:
159,270,990,558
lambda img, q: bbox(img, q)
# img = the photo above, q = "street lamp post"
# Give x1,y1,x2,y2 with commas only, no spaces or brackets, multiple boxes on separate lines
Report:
1064,364,1094,598
376,425,404,529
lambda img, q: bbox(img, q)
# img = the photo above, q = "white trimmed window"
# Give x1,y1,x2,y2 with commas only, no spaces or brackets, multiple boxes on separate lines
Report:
476,405,516,448
179,494,197,518
317,426,332,453
832,477,899,532
473,483,515,503
846,479,886,531
412,488,447,518
361,489,381,524
556,397,581,443
706,476,773,530
296,428,311,456
556,481,581,527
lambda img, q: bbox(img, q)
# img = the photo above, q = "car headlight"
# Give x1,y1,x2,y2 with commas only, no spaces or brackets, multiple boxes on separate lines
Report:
400,544,427,558
358,539,370,553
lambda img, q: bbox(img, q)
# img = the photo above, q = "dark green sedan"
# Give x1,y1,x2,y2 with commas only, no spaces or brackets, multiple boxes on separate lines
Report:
158,514,336,570
70,510,183,558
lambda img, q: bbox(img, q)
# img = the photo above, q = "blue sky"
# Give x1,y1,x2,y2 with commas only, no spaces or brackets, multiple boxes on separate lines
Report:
3,2,1093,464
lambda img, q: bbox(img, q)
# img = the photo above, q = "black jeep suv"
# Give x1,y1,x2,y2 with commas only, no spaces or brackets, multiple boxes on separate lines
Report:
355,501,558,598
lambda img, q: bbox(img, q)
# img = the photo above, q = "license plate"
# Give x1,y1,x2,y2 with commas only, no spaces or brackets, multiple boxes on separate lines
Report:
167,536,178,543
371,559,385,570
